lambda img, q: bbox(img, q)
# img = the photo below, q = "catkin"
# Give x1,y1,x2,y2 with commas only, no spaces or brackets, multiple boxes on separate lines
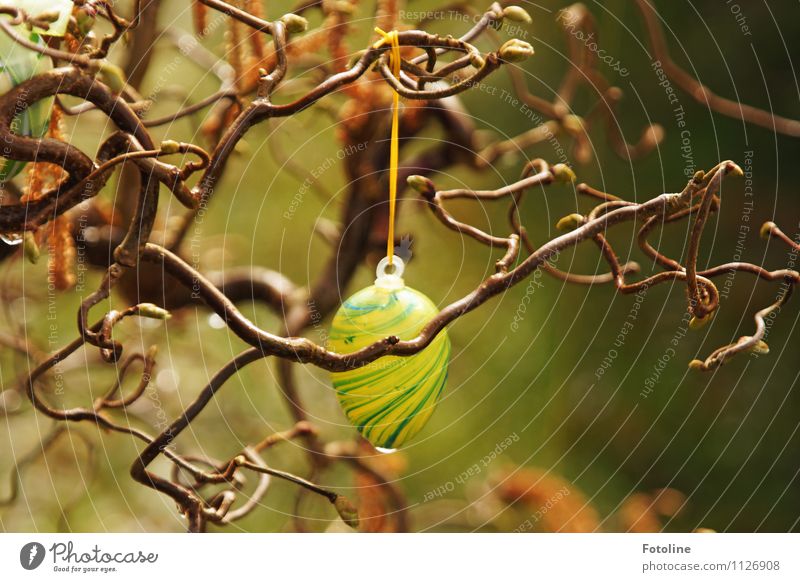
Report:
23,105,76,290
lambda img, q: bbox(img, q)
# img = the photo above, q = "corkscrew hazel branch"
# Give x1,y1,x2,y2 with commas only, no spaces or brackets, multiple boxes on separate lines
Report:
209,449,271,525
125,346,358,530
637,196,721,272
467,3,663,167
93,347,158,410
19,321,226,490
686,163,742,318
9,168,796,524
0,27,520,237
689,287,793,371
761,222,800,252
117,161,786,377
197,0,274,33
634,0,800,138
0,8,92,66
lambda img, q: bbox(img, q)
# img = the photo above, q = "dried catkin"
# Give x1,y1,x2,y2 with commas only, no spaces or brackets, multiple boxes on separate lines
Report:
48,216,76,291
24,105,76,290
226,4,247,92
192,0,208,37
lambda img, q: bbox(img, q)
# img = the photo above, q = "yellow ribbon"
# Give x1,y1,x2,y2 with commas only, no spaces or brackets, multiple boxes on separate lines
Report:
374,27,401,266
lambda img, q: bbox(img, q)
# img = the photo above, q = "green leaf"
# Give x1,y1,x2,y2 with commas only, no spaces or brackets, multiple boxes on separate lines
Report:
0,7,57,181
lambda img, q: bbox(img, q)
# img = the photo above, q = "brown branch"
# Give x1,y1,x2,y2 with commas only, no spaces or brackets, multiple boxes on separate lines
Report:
635,0,800,137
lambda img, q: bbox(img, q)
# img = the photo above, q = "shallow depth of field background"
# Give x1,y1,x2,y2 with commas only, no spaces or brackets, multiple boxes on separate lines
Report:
1,0,799,532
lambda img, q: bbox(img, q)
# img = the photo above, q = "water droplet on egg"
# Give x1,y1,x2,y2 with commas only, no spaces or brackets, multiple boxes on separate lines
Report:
208,313,226,329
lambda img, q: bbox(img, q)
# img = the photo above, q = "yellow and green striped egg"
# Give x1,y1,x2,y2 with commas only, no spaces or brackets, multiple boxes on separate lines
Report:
329,284,450,449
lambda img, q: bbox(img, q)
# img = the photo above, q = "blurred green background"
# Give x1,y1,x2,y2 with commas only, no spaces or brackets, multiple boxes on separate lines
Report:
1,0,799,532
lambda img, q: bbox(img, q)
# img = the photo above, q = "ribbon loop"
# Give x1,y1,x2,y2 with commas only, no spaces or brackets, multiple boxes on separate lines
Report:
374,27,401,265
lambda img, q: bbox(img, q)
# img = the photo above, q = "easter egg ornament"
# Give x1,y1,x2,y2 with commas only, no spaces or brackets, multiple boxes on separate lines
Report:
328,28,450,450
329,257,450,450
